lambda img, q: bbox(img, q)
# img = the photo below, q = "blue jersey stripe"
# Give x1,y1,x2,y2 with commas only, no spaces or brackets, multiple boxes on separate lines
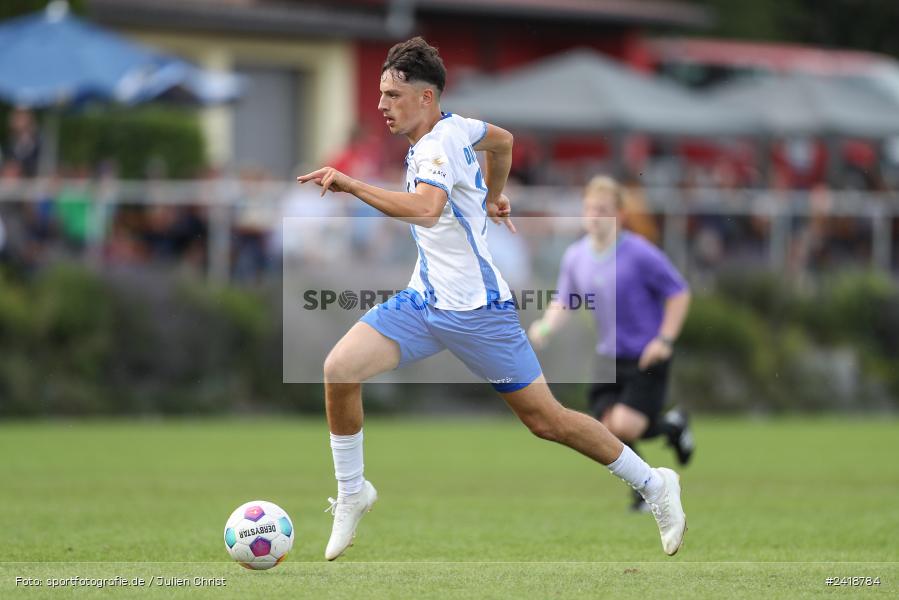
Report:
474,166,490,234
450,202,501,305
481,190,489,235
409,224,436,304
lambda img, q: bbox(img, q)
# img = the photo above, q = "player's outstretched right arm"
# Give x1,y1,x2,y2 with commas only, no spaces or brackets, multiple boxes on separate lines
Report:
297,166,447,228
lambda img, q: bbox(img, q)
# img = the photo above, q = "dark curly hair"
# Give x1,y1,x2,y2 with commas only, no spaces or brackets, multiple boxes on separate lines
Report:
381,37,446,94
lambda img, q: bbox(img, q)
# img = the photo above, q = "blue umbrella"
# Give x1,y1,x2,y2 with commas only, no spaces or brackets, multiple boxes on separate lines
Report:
0,1,242,107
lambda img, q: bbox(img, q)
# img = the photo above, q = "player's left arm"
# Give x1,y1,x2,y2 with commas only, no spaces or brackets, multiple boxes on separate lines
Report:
528,245,578,349
474,124,516,232
638,289,692,371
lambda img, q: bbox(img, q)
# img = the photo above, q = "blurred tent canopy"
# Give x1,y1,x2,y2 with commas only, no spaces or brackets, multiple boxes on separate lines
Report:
0,1,243,108
709,74,899,138
0,0,243,175
442,49,759,137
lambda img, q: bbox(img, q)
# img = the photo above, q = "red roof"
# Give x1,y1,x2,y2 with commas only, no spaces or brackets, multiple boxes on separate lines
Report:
650,37,893,75
340,0,711,27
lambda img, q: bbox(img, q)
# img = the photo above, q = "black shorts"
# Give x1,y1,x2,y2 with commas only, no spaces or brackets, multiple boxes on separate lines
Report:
587,356,671,431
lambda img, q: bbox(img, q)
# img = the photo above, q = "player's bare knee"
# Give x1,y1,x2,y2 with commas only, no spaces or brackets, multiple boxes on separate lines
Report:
601,417,616,437
607,419,640,442
323,349,356,383
518,411,546,439
528,420,559,442
522,411,565,442
612,428,637,443
604,418,622,438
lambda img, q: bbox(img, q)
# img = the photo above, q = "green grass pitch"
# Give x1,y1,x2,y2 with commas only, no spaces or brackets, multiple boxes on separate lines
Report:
1,417,897,598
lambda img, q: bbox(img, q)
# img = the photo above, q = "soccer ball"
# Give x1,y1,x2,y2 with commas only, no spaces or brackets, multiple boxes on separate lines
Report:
223,500,295,570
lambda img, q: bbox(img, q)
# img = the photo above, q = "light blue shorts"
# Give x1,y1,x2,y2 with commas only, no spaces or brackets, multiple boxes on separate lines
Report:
360,288,543,393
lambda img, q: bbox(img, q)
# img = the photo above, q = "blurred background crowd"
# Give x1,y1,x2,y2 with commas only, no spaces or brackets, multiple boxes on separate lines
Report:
1,0,898,417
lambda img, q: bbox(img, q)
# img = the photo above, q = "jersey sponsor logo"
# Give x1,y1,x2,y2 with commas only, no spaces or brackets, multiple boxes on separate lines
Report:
431,156,447,166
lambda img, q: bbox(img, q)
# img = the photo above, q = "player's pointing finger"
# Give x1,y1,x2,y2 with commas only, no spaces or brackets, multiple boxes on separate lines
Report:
297,168,326,183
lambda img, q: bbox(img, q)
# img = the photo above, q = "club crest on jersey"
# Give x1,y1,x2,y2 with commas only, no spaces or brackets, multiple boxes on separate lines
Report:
431,156,447,166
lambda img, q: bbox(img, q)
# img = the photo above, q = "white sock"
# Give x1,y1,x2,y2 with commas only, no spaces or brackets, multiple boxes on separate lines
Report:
607,445,664,502
330,430,365,498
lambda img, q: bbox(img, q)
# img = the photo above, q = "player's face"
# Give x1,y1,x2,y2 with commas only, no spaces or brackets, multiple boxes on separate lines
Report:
583,192,620,237
378,70,428,136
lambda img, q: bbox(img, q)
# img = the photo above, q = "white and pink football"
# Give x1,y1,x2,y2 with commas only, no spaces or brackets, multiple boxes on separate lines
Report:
223,500,294,570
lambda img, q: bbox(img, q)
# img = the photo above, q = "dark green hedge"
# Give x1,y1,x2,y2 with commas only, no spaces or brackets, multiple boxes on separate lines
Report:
677,270,899,412
0,265,897,416
0,265,310,416
59,108,206,178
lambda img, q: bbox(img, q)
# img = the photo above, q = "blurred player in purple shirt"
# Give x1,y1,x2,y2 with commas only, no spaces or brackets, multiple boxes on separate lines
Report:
530,176,695,512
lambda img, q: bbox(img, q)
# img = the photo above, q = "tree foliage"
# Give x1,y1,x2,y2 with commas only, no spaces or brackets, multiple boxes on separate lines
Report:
0,0,86,21
697,0,899,58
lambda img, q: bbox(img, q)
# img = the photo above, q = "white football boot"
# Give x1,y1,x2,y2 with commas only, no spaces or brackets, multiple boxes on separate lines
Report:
646,468,687,556
324,480,378,560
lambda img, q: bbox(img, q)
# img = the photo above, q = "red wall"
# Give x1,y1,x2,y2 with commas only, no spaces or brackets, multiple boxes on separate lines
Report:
355,20,650,166
356,40,394,131
355,20,649,129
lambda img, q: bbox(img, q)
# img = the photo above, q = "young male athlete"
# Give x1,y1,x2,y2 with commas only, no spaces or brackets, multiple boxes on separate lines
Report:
298,38,686,561
529,176,695,512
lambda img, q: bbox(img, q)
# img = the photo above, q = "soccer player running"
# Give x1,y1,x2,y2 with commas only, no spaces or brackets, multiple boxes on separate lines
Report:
529,176,695,512
298,38,686,560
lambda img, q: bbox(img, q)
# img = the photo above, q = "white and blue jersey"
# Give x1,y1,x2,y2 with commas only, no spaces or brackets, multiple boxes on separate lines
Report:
359,112,541,392
403,112,512,310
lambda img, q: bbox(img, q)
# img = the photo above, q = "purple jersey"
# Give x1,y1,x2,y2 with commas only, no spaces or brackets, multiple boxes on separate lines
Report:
556,231,687,359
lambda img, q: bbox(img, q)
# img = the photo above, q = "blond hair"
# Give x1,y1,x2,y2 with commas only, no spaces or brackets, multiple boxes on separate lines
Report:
584,175,624,209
